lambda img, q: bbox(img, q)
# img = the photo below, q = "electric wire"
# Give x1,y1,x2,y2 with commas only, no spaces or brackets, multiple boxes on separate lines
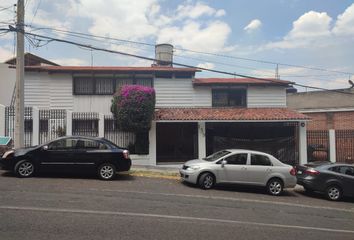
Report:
25,24,354,77
3,26,354,95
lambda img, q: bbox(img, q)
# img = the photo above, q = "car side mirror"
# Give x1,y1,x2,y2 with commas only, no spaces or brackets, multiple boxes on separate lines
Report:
221,160,227,167
42,145,48,151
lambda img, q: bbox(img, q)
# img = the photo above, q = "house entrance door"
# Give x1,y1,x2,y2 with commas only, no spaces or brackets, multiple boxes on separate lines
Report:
156,122,198,163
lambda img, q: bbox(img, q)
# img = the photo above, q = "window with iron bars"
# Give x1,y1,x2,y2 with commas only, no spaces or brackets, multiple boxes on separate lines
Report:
73,76,153,95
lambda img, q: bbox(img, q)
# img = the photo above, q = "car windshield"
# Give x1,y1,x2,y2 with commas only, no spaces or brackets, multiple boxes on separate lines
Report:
204,150,231,162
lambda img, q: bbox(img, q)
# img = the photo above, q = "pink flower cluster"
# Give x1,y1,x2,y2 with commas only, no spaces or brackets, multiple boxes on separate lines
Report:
121,85,155,98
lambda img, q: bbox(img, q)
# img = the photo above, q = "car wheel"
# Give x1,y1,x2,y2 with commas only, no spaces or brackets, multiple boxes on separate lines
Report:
98,163,116,180
326,185,342,201
267,178,283,196
15,160,35,178
198,173,215,190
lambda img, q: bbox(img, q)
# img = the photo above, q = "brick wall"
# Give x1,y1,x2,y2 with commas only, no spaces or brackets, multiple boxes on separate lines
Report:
305,111,354,130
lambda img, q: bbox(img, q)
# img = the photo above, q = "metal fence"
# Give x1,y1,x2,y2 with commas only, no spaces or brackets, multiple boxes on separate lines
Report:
39,109,67,144
335,130,354,163
104,115,135,148
72,112,99,137
307,130,329,162
5,106,33,147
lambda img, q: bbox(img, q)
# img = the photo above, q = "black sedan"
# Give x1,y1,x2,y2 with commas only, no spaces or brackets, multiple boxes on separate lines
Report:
296,162,354,201
0,136,131,180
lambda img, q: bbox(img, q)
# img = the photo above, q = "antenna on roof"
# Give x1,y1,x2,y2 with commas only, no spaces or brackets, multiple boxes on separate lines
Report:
275,64,279,79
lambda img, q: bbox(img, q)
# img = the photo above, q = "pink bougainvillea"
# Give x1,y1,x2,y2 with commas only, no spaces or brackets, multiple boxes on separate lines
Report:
111,85,156,132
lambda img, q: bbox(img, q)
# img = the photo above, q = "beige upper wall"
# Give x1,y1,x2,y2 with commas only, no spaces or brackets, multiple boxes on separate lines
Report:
287,89,354,110
0,64,16,106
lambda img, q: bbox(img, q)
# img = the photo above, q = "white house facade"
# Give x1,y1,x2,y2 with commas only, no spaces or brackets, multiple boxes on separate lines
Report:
0,49,309,166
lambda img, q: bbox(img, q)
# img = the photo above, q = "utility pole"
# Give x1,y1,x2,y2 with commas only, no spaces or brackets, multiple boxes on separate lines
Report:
14,0,24,148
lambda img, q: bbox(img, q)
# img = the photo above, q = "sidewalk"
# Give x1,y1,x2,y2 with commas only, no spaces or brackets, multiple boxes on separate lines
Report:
129,164,181,179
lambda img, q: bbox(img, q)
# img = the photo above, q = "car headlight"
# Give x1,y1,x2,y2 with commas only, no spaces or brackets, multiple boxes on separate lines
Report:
186,165,200,171
2,150,14,159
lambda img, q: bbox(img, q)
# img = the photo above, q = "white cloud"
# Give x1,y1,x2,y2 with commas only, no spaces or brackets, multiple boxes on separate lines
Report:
71,0,158,41
157,21,231,53
286,11,332,39
263,11,333,50
176,2,225,19
52,58,88,66
67,0,230,53
244,19,262,33
333,3,354,36
215,9,226,17
197,62,215,69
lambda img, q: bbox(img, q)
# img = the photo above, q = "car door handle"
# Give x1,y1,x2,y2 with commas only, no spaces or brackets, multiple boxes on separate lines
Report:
266,168,272,172
241,167,247,170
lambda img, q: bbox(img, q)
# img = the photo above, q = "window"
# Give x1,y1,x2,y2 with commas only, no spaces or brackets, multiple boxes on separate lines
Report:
155,72,173,78
175,72,193,79
74,77,115,95
212,89,247,107
136,78,153,87
116,79,133,90
24,120,32,132
76,139,108,149
204,150,231,162
74,77,94,94
39,120,48,132
225,153,248,165
72,120,98,136
95,78,114,94
251,154,272,166
330,166,354,176
49,139,77,150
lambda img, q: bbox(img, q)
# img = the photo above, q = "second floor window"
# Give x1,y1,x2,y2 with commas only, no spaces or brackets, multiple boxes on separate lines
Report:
212,89,247,107
73,77,153,95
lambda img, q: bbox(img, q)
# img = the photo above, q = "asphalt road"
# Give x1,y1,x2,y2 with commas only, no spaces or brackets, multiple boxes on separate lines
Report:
0,170,354,240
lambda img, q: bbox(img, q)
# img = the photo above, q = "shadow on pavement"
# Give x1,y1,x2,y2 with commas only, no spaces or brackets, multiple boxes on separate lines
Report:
295,188,354,203
181,181,297,197
0,170,135,181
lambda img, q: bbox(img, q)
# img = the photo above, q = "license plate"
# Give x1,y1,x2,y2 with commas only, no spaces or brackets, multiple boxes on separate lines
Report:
297,170,302,175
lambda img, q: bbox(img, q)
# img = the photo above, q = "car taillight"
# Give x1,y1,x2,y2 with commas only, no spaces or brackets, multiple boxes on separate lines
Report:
123,150,129,159
290,168,296,176
304,169,320,175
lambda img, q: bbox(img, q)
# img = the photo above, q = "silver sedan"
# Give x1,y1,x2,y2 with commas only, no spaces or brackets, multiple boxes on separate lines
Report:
179,149,297,196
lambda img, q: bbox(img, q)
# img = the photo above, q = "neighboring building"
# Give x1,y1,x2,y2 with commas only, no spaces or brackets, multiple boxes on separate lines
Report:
287,89,354,130
1,46,309,166
287,89,354,163
0,53,59,106
0,63,15,106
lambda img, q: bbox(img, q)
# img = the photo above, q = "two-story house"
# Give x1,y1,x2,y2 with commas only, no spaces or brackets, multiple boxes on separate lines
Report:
1,45,309,166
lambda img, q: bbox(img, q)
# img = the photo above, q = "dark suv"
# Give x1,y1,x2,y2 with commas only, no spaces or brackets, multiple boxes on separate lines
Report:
296,162,354,201
0,136,131,180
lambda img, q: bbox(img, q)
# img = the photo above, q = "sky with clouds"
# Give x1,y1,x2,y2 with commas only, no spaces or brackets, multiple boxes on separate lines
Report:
0,0,354,91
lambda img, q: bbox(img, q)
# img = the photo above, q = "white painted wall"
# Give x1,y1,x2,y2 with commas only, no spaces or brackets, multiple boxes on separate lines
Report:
49,74,74,110
0,64,16,106
24,72,50,108
22,72,287,112
74,95,112,114
247,86,287,108
155,78,211,107
24,72,74,110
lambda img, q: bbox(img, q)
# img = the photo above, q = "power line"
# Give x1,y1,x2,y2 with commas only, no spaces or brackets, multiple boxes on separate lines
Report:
0,5,15,12
3,26,354,95
25,24,354,76
29,0,41,26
